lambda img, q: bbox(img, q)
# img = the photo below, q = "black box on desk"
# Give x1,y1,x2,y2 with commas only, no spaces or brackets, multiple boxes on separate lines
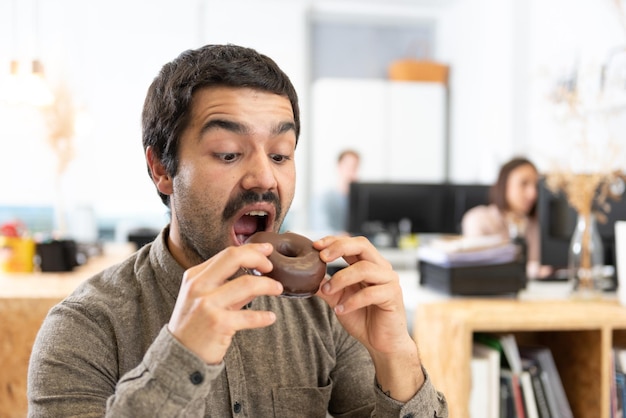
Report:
419,260,527,295
35,239,79,272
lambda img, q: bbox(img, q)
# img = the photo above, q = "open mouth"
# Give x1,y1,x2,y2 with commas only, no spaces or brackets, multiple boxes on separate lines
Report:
234,210,270,245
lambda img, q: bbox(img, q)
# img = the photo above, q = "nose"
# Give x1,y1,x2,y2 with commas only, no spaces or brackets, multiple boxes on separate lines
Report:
241,153,278,192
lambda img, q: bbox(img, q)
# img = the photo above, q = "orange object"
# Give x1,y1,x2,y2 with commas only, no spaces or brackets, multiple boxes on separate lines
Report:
388,59,449,84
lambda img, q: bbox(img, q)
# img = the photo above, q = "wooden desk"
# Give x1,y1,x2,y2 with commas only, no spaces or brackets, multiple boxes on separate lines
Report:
0,243,134,418
414,298,626,418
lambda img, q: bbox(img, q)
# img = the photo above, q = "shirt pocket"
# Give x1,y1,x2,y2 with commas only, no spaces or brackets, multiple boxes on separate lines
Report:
272,382,332,418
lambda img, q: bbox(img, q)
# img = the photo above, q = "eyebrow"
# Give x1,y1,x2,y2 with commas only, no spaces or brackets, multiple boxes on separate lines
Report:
273,121,297,136
200,119,296,138
200,119,249,136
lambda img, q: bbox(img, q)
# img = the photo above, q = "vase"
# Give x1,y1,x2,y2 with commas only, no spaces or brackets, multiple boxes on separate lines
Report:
568,212,604,297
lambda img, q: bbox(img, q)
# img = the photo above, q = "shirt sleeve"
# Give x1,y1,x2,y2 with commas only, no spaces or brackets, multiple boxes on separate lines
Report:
28,301,220,418
373,367,448,417
106,327,222,417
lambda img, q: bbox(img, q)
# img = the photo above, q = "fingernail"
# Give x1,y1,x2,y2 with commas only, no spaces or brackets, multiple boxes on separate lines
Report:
334,304,344,314
323,282,331,293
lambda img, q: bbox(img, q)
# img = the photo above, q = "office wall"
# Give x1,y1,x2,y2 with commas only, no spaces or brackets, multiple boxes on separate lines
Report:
525,0,626,173
0,0,623,236
0,0,204,235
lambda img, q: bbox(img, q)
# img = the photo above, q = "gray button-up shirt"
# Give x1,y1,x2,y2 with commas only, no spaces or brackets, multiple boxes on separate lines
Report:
28,227,447,417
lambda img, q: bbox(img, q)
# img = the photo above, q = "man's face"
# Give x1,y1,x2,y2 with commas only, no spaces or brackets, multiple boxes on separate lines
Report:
168,86,297,265
338,154,360,184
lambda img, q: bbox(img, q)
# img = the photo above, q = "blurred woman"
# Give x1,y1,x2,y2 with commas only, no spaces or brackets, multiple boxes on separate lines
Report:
462,157,552,279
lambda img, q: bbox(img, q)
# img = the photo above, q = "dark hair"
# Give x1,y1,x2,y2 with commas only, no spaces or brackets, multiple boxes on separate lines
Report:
142,44,300,207
490,157,538,216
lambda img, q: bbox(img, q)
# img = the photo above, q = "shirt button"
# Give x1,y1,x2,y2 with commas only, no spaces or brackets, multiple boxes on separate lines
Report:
233,401,242,413
189,371,204,385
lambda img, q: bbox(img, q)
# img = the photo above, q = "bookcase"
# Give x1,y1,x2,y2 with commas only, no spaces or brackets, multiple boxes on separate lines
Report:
414,298,626,418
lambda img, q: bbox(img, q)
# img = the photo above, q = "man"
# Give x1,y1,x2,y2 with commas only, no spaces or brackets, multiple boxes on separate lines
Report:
28,44,447,417
311,149,361,234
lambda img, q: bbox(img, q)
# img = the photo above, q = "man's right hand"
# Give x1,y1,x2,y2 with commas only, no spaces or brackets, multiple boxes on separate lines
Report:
167,242,283,364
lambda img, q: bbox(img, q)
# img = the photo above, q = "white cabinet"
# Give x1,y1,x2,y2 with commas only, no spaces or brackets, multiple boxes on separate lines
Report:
387,81,447,182
310,78,447,197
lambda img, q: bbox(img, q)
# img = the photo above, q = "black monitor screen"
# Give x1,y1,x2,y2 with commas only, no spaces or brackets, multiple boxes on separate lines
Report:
348,183,449,236
538,178,626,268
449,184,491,234
347,182,491,238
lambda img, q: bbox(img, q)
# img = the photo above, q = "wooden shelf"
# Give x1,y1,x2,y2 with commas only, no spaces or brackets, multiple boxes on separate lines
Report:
413,298,626,418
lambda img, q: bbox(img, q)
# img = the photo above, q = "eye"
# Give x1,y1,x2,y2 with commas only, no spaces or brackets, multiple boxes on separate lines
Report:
270,154,291,163
215,153,239,162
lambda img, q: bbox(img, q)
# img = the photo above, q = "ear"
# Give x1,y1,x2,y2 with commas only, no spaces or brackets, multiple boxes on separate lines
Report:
146,146,173,196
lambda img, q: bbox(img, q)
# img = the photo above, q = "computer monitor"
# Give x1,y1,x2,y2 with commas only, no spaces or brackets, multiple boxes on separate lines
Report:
347,182,491,239
448,184,491,234
538,178,626,269
347,182,449,237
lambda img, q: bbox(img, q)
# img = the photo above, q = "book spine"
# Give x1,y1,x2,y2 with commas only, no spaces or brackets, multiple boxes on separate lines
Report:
500,375,516,418
511,373,527,418
528,366,552,418
615,370,626,418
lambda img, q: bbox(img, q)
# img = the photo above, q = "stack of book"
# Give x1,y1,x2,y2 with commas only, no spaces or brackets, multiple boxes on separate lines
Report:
470,333,573,418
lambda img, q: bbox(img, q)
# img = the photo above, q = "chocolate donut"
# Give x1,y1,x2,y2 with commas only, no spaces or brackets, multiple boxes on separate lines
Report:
247,231,327,297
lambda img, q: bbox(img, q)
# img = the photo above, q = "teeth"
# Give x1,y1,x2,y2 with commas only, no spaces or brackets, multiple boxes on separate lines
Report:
245,210,268,216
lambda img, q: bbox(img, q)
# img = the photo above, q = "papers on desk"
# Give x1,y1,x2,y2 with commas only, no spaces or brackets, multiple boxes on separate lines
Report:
417,235,518,268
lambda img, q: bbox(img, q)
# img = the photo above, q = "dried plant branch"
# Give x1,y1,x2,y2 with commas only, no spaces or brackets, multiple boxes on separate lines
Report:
546,169,626,222
42,82,75,176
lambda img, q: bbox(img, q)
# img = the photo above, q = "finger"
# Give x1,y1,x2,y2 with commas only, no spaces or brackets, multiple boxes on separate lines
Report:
322,260,396,295
333,281,401,315
179,305,278,363
214,273,284,310
206,242,274,277
220,307,278,331
183,243,274,294
315,279,341,307
315,236,391,268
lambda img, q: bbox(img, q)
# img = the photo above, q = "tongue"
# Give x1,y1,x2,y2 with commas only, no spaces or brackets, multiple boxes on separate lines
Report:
234,215,259,236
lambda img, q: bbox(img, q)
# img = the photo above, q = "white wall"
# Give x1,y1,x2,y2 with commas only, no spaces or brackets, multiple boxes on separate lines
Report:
0,0,624,237
437,0,518,183
310,78,447,195
525,0,626,173
1,0,205,234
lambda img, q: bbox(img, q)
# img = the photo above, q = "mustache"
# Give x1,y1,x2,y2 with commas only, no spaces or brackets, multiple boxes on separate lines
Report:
222,190,281,221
